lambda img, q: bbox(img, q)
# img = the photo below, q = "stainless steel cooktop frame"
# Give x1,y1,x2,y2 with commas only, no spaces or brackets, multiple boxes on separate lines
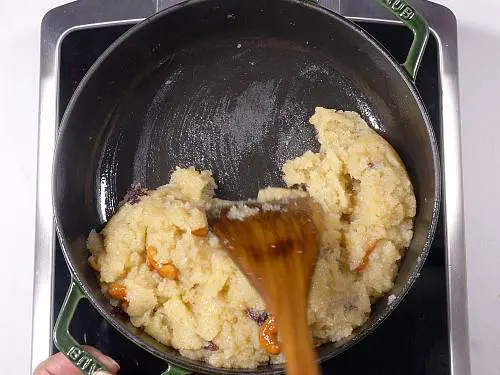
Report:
31,0,470,373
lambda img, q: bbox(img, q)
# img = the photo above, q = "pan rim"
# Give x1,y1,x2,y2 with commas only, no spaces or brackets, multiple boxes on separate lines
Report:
52,0,441,373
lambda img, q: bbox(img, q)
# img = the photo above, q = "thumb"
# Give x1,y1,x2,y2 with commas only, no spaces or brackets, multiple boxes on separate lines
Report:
82,346,120,374
34,352,83,375
33,347,119,375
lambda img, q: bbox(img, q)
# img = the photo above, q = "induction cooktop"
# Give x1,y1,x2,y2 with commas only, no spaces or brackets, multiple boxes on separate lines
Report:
32,1,469,374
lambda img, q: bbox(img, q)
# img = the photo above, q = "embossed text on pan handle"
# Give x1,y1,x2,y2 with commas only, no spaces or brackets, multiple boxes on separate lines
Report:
376,0,430,80
53,282,106,375
53,281,192,375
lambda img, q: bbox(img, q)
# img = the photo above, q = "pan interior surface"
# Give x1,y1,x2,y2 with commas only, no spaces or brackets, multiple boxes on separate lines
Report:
53,0,439,373
98,34,383,218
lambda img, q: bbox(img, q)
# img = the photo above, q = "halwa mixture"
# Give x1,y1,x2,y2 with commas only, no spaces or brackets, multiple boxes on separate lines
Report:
87,108,416,368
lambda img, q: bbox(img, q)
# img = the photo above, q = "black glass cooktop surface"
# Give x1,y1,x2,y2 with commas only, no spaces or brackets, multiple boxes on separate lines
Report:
52,21,449,375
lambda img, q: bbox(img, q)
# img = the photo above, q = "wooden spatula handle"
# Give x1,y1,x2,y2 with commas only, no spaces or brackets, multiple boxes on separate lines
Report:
211,199,321,375
273,297,320,375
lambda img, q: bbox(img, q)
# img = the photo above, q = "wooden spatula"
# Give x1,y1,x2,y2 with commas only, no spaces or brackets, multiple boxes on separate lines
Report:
210,198,321,375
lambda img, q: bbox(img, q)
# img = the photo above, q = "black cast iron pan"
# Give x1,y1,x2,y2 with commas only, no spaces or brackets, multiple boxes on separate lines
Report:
52,0,440,374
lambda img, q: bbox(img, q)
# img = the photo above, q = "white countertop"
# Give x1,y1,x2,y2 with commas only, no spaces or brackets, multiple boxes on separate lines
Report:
1,0,498,374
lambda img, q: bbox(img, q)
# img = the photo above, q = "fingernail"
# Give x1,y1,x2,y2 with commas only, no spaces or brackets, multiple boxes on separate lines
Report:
104,355,120,369
94,371,112,375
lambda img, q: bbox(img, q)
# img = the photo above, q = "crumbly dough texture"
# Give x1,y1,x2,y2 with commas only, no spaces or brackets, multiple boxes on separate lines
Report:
88,107,416,369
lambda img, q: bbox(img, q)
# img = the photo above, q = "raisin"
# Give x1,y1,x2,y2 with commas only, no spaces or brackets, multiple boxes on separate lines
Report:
247,308,269,326
344,300,357,312
340,213,352,223
123,183,148,205
203,341,219,351
290,183,307,191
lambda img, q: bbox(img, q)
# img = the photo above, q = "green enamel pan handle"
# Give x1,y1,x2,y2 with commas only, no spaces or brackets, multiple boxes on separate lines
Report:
376,0,430,81
53,281,191,375
308,0,430,81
